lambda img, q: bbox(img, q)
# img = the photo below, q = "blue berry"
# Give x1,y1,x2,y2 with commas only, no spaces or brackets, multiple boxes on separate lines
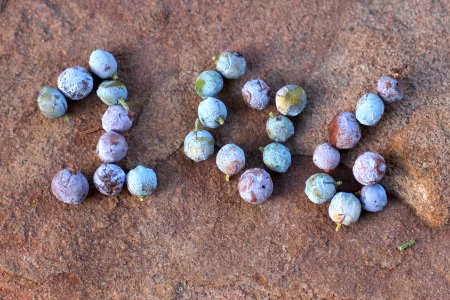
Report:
242,79,270,110
328,192,361,228
275,84,307,116
102,105,133,133
360,184,388,212
89,49,118,79
195,70,223,98
377,76,404,103
57,66,93,100
126,165,157,200
51,168,89,204
238,168,273,204
184,129,214,162
352,152,386,185
328,112,361,149
97,80,128,106
313,143,340,171
96,131,128,163
355,93,385,126
261,142,291,173
93,163,126,196
266,113,294,142
198,97,227,128
304,173,339,204
37,87,68,119
214,51,246,79
216,144,245,179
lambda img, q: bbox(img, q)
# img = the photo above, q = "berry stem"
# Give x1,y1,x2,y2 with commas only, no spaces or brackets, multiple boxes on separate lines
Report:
225,174,230,182
335,223,343,232
139,195,146,202
269,112,276,119
334,181,342,187
112,72,119,80
259,146,265,153
63,114,70,121
212,55,219,64
354,190,361,196
194,118,201,131
217,117,224,125
398,239,416,251
118,98,129,110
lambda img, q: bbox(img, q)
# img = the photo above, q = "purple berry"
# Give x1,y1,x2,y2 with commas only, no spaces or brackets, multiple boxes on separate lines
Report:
328,112,361,149
352,152,386,185
93,163,126,196
313,143,340,171
360,184,388,212
242,79,271,110
102,105,133,133
57,66,93,100
96,132,128,163
376,76,404,103
89,49,118,79
238,168,273,204
51,169,89,204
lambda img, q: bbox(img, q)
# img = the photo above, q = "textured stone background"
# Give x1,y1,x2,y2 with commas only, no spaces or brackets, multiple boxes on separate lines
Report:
0,0,449,299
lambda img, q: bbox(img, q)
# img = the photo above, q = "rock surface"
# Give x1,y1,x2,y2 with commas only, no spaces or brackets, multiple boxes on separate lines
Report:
0,0,449,298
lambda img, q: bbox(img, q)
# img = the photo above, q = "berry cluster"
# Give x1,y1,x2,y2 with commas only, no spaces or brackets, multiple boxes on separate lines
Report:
38,49,157,204
306,75,403,231
184,51,307,205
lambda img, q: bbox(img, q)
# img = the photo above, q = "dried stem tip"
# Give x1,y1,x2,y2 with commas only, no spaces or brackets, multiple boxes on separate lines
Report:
398,239,416,251
194,118,201,131
335,223,343,232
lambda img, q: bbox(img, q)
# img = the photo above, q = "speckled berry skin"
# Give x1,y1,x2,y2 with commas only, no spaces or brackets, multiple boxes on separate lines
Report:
376,76,404,103
262,143,291,173
242,79,270,110
328,192,362,226
328,112,361,149
183,129,215,162
313,143,340,171
238,168,273,204
304,173,337,204
89,49,118,79
215,51,246,79
353,152,386,185
198,97,227,128
57,66,93,100
355,93,385,126
126,165,157,198
102,105,133,133
195,70,223,98
216,144,245,176
275,84,307,116
93,163,126,196
37,87,68,119
97,80,128,106
51,169,89,204
360,184,388,212
96,131,128,163
266,114,294,142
